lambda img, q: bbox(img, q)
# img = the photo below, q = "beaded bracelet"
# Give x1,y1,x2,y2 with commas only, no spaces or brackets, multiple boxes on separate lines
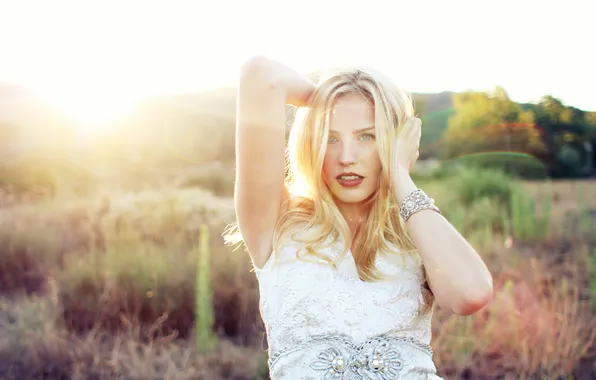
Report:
399,189,441,222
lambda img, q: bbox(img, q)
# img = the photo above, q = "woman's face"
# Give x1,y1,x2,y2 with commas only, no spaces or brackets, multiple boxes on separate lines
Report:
322,92,381,206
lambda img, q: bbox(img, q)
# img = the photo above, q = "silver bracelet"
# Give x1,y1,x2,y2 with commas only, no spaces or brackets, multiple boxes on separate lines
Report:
399,189,441,222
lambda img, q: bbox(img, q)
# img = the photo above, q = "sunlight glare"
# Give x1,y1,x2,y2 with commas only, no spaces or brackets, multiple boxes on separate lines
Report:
38,89,141,136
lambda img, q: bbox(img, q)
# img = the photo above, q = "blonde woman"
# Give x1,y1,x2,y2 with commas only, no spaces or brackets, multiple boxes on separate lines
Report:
226,56,493,379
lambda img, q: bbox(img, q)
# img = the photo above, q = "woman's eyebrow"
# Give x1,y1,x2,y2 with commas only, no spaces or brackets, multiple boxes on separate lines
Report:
329,126,375,134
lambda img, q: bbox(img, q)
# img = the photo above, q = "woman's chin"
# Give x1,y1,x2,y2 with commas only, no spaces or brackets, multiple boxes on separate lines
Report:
331,189,374,205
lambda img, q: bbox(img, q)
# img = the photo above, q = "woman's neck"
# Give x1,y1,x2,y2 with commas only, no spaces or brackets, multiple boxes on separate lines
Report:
336,202,369,236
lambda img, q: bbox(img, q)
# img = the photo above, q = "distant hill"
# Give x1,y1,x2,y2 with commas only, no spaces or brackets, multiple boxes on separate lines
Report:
144,87,456,119
413,91,456,115
0,84,458,164
19,84,596,166
152,87,457,151
2,82,595,193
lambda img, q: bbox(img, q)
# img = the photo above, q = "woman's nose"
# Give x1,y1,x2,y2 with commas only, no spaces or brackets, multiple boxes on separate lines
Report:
339,140,358,167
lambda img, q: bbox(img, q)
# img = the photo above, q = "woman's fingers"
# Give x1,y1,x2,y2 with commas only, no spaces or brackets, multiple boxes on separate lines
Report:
405,118,421,138
413,118,422,137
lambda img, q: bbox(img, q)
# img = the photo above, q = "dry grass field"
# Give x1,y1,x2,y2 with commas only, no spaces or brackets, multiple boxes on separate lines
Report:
0,167,595,379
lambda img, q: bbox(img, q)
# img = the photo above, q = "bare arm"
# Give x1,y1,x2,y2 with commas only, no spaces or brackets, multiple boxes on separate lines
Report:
235,56,315,268
394,170,494,316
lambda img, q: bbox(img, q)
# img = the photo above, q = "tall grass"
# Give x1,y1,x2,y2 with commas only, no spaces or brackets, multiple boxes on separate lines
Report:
433,256,596,379
0,167,595,379
196,224,218,352
510,184,552,241
577,183,595,237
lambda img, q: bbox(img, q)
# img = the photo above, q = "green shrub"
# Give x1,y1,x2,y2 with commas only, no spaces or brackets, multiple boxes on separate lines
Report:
443,166,515,207
445,152,549,180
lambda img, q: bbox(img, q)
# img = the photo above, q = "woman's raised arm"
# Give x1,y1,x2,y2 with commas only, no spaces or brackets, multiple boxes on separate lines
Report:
234,56,314,268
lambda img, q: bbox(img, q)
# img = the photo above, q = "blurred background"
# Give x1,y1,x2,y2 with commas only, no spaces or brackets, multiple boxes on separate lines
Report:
0,0,595,379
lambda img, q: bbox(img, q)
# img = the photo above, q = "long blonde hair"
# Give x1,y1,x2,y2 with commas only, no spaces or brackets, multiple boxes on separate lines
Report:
225,67,418,282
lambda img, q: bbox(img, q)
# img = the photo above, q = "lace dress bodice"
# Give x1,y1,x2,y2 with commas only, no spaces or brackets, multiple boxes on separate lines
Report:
254,236,443,380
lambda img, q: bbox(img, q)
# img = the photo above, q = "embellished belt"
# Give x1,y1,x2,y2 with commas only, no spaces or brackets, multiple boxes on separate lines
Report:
269,333,435,379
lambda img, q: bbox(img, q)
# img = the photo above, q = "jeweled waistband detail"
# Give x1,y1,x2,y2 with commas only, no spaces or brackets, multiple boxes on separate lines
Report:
269,333,433,377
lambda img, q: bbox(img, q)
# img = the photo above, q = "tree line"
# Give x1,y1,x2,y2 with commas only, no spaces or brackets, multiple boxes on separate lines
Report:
427,87,595,178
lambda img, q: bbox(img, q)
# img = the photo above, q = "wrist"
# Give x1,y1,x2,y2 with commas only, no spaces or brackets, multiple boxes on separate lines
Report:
399,189,441,222
240,56,315,107
287,78,315,107
392,170,417,203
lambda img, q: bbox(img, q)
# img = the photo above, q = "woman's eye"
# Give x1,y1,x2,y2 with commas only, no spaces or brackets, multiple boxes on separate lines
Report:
359,133,375,141
327,136,338,144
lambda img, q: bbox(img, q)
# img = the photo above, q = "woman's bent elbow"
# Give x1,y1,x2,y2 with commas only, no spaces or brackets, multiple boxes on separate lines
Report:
240,56,281,88
453,287,494,316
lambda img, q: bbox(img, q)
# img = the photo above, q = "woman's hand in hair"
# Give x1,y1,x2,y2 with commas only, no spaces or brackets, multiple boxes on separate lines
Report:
390,117,421,202
391,117,421,174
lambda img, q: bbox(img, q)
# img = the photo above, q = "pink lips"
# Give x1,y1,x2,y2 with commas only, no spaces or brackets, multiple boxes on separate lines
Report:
336,172,364,188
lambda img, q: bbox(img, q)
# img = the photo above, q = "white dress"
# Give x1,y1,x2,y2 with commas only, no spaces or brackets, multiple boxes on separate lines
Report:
253,235,444,380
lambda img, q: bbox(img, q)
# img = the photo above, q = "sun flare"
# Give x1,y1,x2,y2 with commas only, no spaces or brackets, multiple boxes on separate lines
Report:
38,89,141,136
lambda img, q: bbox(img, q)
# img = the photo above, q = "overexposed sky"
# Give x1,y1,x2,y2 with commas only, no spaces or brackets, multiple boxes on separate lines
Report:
0,0,594,128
